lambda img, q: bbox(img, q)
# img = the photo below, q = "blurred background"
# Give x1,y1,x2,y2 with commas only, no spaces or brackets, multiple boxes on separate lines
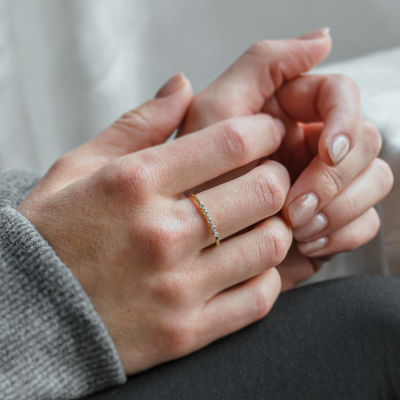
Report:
1,0,400,281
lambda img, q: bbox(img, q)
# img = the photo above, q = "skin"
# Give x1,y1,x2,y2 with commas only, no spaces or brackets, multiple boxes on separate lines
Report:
16,30,393,375
179,28,393,290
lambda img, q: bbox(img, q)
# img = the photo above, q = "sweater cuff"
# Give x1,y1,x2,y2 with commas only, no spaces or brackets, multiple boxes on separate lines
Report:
0,169,126,399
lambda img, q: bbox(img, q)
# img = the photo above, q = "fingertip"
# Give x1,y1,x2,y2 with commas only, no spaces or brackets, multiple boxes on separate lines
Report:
156,72,188,98
259,159,291,196
265,267,282,294
266,215,294,250
273,118,286,138
258,268,282,311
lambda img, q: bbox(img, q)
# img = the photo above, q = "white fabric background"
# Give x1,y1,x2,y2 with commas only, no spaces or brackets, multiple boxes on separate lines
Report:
1,0,400,281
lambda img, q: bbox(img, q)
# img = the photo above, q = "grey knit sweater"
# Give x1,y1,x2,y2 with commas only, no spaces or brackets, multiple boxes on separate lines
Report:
0,169,126,400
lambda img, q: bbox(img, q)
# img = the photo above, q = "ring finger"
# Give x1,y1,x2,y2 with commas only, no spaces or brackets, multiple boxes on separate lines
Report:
196,216,292,297
179,160,290,249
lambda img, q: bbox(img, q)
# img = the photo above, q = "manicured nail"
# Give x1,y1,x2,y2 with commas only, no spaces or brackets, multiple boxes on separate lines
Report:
329,134,350,165
298,237,328,255
293,213,328,242
156,72,186,98
298,27,330,40
288,193,319,228
273,118,286,138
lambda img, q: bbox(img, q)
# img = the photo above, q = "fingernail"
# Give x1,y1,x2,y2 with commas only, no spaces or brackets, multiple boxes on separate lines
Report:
156,72,186,98
293,213,328,241
273,118,286,138
288,193,319,228
329,134,350,165
298,27,330,40
298,237,328,255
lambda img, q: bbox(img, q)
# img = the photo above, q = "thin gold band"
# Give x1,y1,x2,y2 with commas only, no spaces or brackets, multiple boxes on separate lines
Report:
189,193,220,246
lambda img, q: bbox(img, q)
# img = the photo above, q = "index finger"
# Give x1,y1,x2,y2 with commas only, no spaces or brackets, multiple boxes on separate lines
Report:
180,29,332,134
274,74,362,166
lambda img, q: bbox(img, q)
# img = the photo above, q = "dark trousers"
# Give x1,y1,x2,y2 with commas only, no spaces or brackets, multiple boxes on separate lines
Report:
86,275,400,400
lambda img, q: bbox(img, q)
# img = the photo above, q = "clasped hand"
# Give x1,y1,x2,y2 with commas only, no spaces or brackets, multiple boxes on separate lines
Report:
17,29,393,375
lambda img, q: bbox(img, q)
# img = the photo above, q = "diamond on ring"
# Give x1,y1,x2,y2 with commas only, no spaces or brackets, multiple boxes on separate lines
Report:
189,193,220,246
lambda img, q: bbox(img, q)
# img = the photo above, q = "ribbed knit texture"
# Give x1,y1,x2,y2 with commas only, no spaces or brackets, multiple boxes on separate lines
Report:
0,169,126,400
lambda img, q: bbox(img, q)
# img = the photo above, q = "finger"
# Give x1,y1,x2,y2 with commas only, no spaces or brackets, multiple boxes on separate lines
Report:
89,72,193,158
282,121,382,228
274,74,361,166
297,207,380,258
181,160,290,248
293,158,393,242
180,29,331,134
265,97,316,182
49,73,193,187
276,246,319,292
138,114,285,196
197,268,281,349
195,216,292,297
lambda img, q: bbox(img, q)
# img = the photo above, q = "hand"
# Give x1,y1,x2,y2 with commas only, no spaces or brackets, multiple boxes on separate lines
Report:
18,74,292,375
178,28,392,287
275,121,393,291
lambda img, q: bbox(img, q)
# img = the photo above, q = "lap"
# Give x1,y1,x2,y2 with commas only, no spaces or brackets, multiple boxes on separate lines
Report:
85,275,400,400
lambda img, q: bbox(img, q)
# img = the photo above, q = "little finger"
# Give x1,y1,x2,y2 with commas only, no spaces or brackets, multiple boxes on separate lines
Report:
195,216,292,297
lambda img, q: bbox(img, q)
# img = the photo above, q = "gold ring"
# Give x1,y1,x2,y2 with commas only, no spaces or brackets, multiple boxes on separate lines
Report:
189,193,220,246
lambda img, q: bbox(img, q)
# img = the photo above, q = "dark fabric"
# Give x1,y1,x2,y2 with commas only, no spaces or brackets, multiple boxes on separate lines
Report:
86,275,400,400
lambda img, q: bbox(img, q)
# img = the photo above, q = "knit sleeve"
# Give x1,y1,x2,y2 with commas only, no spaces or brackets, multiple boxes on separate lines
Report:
0,169,126,400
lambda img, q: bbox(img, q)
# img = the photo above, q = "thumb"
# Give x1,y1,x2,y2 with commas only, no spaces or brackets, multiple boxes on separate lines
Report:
91,72,193,158
181,28,331,133
46,73,192,189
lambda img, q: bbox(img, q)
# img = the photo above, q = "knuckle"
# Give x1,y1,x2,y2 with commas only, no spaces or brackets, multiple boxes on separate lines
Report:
329,74,360,95
374,158,394,192
346,209,380,251
362,121,382,156
253,168,286,213
346,227,361,252
117,107,153,133
244,41,285,89
152,271,189,304
342,191,359,221
160,316,197,355
259,225,289,266
100,159,154,202
254,285,273,320
368,208,381,240
320,167,345,197
219,120,251,165
141,218,185,264
115,104,163,147
246,40,275,57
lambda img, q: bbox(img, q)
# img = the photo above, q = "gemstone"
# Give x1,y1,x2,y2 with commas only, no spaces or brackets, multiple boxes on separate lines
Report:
214,232,219,237
200,203,205,209
207,218,213,224
211,226,217,232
